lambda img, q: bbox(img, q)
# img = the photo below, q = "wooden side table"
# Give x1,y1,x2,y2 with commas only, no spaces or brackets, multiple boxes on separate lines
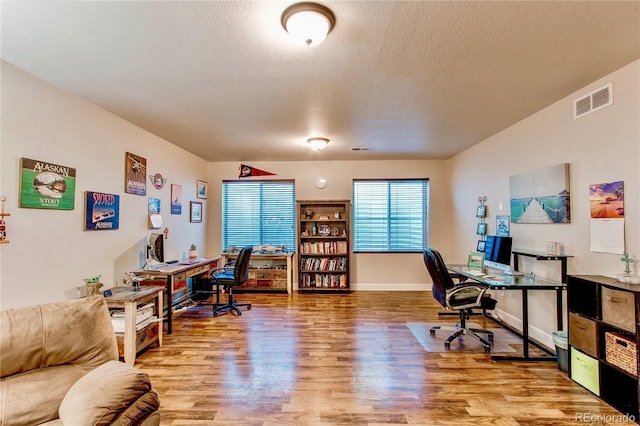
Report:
104,286,164,365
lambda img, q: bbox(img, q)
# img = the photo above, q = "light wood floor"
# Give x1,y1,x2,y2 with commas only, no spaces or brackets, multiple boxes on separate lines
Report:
135,291,632,425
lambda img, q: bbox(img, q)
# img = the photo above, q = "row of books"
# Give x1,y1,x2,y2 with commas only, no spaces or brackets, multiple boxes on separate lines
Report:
300,273,348,288
300,241,347,254
300,256,347,271
110,302,157,333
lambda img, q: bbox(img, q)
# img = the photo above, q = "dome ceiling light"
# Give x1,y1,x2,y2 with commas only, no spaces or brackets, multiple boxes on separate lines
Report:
281,2,335,47
307,137,329,150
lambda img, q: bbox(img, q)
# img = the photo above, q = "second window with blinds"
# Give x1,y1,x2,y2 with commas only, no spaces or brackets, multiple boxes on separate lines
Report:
352,179,430,253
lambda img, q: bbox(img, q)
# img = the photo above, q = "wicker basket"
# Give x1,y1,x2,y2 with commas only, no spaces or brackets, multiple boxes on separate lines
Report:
605,332,637,377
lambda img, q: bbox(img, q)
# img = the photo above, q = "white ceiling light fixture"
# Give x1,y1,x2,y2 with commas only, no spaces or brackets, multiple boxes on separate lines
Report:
281,2,335,47
307,137,329,150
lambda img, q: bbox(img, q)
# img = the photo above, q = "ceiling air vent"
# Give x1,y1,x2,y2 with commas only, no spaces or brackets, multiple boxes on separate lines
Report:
351,147,371,151
574,83,613,119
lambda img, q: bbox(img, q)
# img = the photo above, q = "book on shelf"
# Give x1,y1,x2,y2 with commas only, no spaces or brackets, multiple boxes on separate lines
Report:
300,256,347,271
300,273,347,288
300,241,347,254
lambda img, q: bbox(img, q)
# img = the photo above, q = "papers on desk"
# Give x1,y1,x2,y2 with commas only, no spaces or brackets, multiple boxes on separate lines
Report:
178,257,206,265
466,269,486,277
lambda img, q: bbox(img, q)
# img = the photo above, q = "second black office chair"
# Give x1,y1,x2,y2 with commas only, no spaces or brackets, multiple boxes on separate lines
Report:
423,248,497,352
209,246,253,316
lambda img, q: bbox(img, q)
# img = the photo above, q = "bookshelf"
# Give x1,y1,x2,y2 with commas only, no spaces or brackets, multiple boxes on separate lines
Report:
297,200,350,292
567,275,640,422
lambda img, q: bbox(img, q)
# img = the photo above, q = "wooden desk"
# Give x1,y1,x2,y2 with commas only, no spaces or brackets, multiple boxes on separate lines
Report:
104,286,164,366
133,257,220,334
447,264,566,362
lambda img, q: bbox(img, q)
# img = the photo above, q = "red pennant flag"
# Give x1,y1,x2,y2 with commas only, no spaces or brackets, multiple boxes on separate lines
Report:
239,164,276,178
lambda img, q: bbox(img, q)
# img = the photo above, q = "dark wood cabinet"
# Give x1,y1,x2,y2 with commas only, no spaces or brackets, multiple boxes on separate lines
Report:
567,275,640,422
297,200,350,292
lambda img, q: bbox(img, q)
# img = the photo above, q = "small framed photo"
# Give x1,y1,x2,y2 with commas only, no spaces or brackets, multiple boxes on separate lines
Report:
476,205,486,218
496,215,510,236
468,251,485,270
196,179,208,199
190,201,203,223
476,222,487,235
477,240,486,252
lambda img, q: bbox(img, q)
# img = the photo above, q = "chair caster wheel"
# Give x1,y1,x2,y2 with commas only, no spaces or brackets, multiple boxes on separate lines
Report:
483,346,491,353
429,329,436,335
247,305,252,310
488,333,494,341
213,311,219,317
444,342,450,349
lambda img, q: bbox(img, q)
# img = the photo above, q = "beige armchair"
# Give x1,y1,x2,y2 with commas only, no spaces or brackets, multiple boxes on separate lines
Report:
0,296,160,426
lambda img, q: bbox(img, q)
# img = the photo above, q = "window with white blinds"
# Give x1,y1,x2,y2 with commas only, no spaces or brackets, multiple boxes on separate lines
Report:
352,179,429,253
222,180,295,251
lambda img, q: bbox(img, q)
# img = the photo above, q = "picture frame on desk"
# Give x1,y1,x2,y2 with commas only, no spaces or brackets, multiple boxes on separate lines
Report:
190,201,202,223
468,251,485,270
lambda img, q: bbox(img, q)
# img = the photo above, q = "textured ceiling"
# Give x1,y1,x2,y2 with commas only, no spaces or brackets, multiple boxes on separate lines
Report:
2,1,639,162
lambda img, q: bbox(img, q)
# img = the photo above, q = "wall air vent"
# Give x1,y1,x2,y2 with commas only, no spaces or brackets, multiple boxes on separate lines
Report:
351,147,371,151
574,83,613,119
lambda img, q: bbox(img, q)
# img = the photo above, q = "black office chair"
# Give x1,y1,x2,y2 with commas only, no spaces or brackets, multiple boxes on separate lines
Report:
209,246,253,316
423,248,497,352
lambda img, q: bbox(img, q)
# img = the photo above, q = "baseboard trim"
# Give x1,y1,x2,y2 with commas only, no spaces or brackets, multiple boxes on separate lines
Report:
349,283,430,291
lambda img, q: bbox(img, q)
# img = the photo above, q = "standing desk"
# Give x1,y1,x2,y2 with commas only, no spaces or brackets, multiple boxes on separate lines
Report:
133,257,220,334
447,264,566,362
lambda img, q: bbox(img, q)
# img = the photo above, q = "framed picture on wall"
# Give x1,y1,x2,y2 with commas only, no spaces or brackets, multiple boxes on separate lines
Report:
85,191,119,230
477,240,486,252
496,215,510,236
476,222,487,235
190,201,202,223
171,184,182,215
476,205,487,218
124,152,146,196
19,158,76,210
196,179,208,199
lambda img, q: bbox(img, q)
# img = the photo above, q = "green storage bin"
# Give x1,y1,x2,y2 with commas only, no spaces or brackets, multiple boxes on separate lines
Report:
570,347,599,396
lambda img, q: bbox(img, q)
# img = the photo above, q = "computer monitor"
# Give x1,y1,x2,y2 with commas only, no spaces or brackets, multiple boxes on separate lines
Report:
148,232,165,264
483,235,512,273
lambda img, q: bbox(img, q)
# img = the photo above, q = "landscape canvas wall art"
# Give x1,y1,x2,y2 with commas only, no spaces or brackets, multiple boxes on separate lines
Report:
589,181,624,218
509,163,571,224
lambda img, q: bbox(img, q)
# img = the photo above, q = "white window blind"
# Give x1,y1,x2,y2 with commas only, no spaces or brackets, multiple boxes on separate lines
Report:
222,180,295,251
352,179,429,252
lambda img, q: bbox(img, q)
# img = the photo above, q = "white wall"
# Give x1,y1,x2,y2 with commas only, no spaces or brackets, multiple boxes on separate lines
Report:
207,160,451,290
0,62,210,309
447,59,640,348
2,56,638,348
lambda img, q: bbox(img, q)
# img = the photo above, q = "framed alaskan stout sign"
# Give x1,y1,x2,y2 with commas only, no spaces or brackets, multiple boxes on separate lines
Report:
19,158,76,210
